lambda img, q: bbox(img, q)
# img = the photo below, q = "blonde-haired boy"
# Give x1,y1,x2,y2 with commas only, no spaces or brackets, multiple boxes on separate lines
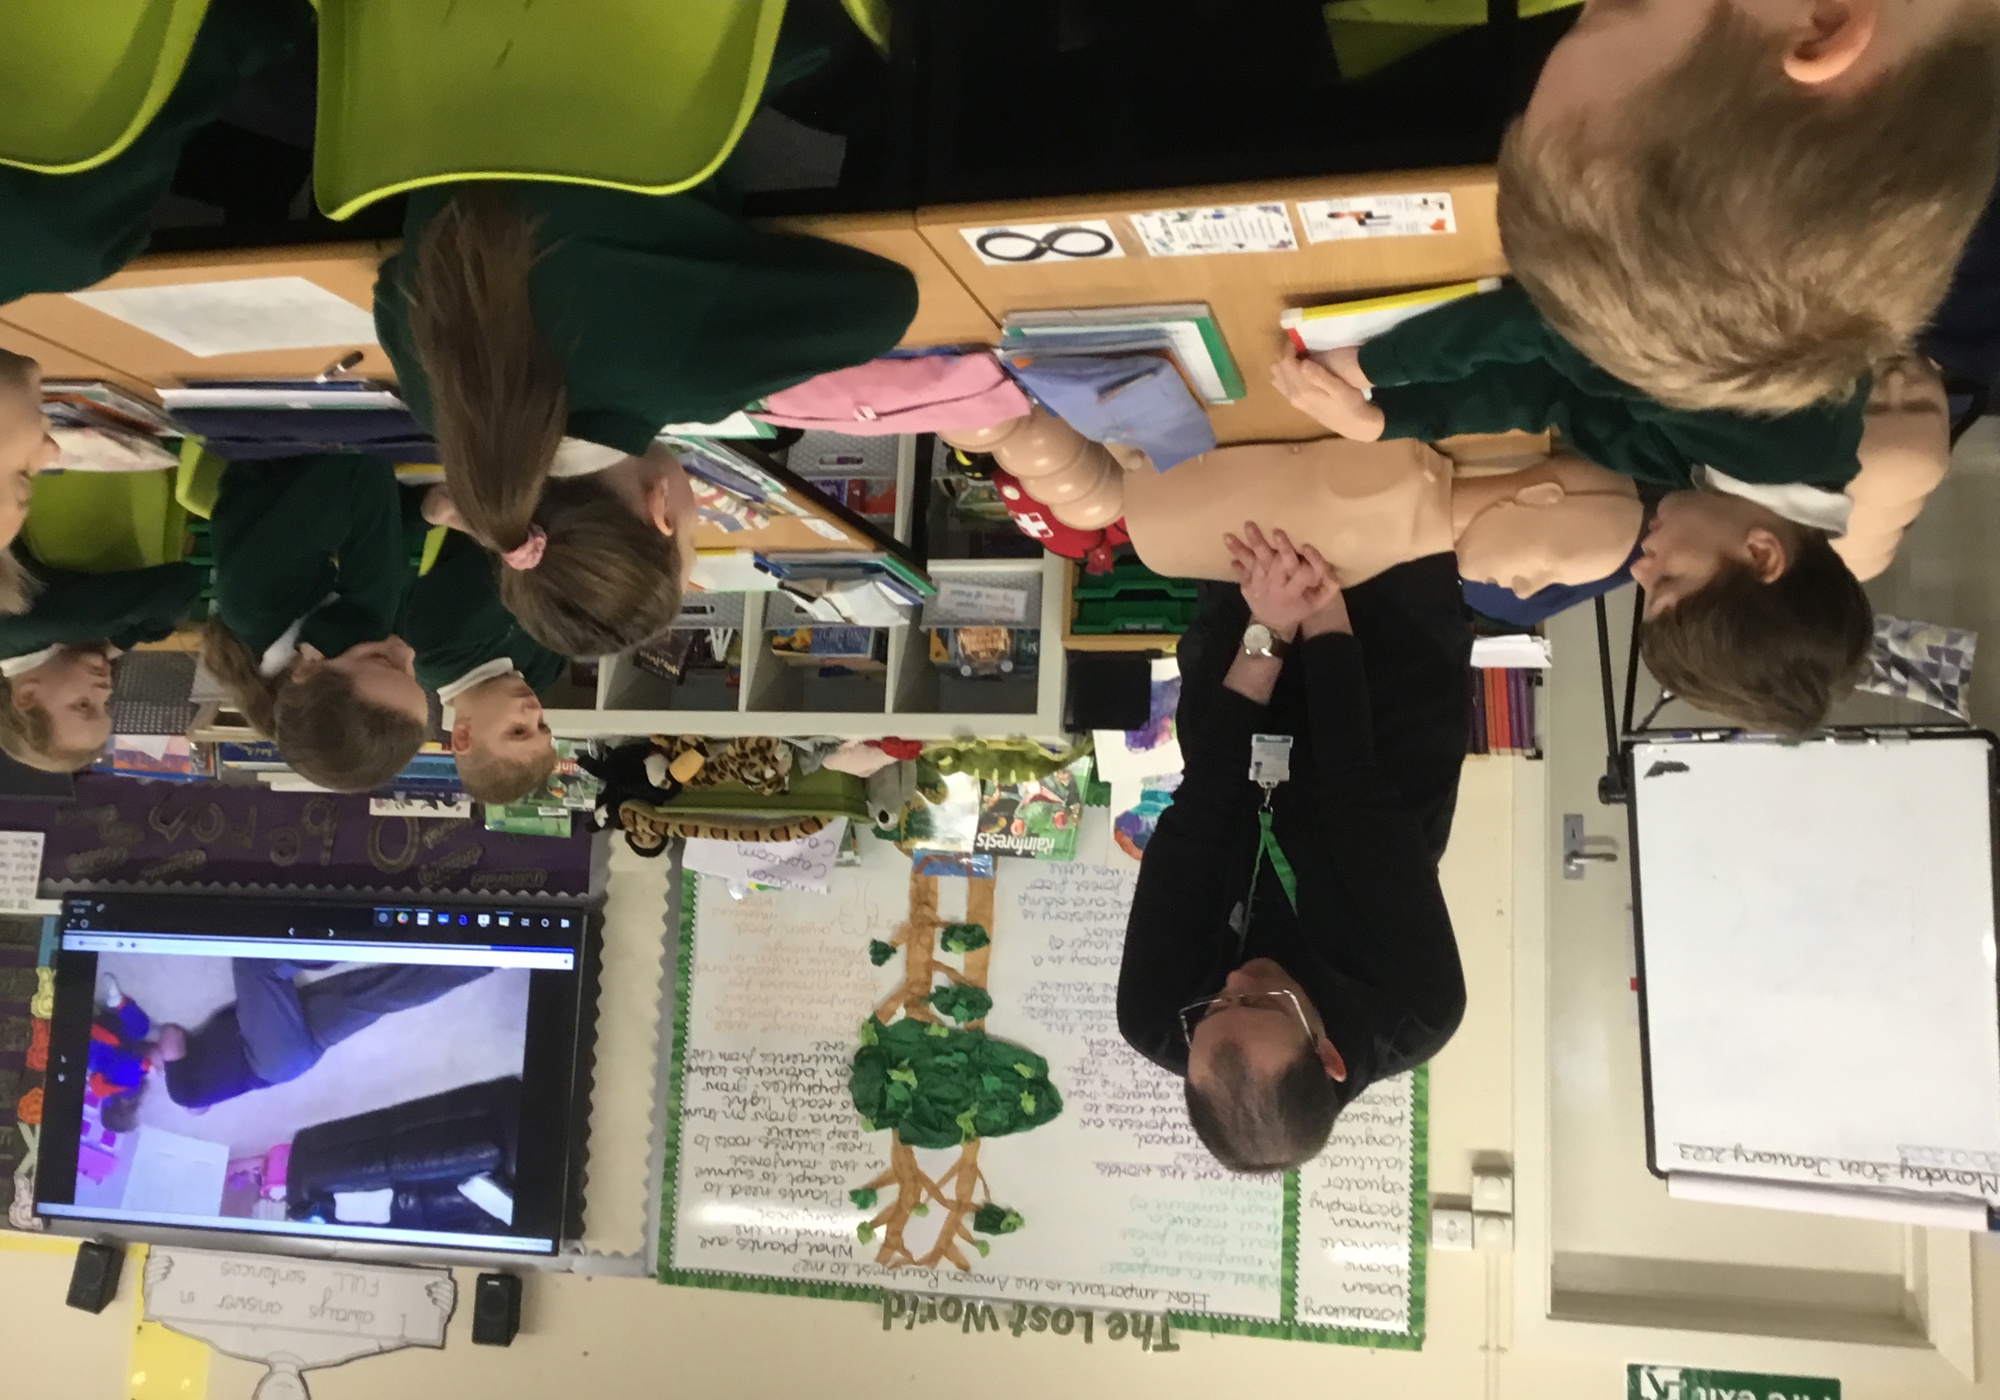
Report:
1499,0,2000,413
408,531,564,807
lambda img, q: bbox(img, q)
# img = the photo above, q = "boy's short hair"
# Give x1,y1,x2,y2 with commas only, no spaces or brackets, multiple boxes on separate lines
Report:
1184,1042,1342,1174
1640,530,1872,736
456,743,558,807
0,677,104,772
1499,4,2000,414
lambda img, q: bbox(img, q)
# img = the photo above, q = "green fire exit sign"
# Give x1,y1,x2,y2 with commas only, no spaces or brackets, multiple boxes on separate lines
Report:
1628,1365,1839,1400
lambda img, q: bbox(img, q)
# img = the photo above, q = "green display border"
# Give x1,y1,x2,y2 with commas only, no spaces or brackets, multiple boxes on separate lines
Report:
658,874,1430,1348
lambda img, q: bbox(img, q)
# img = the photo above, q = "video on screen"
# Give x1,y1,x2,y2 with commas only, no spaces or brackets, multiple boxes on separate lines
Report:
70,949,530,1242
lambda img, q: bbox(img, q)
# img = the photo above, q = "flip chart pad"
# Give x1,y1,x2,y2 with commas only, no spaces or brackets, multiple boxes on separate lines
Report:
660,815,1426,1345
1633,734,2000,1200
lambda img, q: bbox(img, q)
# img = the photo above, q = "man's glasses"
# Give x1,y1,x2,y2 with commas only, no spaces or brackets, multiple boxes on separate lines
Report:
1178,987,1314,1048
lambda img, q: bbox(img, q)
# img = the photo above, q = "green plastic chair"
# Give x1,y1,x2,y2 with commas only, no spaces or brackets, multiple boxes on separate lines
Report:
23,469,190,574
312,0,789,222
0,0,211,174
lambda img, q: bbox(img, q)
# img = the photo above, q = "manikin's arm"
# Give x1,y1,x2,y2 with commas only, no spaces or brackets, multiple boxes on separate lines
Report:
1833,356,1951,582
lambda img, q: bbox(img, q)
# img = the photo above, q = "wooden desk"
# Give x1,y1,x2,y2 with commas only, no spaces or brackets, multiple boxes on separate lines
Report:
0,243,394,388
3,168,1505,450
914,168,1506,444
0,321,146,396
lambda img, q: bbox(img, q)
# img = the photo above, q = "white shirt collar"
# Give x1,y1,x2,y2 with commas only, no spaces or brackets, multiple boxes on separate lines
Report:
550,438,630,478
0,645,61,678
437,658,519,729
259,593,342,679
1696,466,1851,539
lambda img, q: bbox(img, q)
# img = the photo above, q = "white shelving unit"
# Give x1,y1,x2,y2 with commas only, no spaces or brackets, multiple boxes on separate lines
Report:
545,433,1069,742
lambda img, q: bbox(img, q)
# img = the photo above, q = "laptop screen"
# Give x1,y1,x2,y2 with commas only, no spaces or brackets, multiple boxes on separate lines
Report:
34,893,592,1257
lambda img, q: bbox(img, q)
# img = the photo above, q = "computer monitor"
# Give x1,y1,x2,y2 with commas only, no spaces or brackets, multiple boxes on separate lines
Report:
34,892,594,1258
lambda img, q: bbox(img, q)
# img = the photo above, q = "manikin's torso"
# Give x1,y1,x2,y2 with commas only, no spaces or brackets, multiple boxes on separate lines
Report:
1123,437,1643,595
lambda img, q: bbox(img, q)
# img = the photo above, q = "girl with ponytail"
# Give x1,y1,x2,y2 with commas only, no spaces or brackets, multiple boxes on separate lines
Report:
376,181,918,655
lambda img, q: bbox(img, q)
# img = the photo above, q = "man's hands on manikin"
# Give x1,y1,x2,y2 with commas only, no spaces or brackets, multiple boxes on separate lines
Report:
1223,522,1353,640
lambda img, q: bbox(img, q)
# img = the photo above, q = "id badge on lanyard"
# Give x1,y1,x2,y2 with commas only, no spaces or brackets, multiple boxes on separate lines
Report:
1247,734,1299,916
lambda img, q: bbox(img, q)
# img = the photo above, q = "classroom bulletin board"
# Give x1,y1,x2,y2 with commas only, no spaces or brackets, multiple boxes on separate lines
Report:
658,817,1428,1346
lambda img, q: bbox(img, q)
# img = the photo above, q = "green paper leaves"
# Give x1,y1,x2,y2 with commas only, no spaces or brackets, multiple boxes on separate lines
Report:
858,1018,879,1047
970,1238,991,1258
939,923,990,953
857,1221,875,1243
849,1018,1064,1148
868,940,896,966
849,1188,878,1210
929,984,994,1023
972,1203,1024,1235
911,1202,929,1217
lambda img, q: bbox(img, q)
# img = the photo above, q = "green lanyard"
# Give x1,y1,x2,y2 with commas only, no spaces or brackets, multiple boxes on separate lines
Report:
1245,801,1300,925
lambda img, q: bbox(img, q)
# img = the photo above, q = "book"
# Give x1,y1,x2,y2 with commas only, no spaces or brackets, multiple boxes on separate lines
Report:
161,380,405,410
974,763,1085,861
1280,279,1503,355
41,380,178,436
1000,303,1244,404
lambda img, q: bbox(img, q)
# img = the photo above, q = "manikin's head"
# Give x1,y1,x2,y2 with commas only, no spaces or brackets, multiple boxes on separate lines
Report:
1184,959,1348,1173
1633,487,1873,734
1454,465,1645,598
449,669,556,805
1502,0,2000,412
0,642,117,771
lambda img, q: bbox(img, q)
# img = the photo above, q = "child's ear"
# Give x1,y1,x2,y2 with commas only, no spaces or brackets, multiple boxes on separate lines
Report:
449,719,475,754
1782,0,1878,86
1744,526,1791,583
291,643,325,679
646,474,676,537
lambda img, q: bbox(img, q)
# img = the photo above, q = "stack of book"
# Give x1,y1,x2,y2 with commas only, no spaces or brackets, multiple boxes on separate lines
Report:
1470,668,1540,758
41,380,179,471
998,303,1244,405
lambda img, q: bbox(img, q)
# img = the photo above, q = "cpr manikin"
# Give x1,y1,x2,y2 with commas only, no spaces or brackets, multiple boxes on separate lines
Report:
943,351,1951,594
944,410,1645,597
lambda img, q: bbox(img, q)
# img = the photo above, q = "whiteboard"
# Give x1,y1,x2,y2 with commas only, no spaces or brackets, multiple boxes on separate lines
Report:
660,814,1425,1344
1633,735,2000,1201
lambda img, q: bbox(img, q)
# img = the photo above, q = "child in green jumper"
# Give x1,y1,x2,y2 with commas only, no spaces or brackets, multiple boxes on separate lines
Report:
1497,1,2000,414
403,528,565,806
0,0,312,305
0,349,61,611
0,557,204,771
1271,284,1875,734
203,454,429,792
374,182,918,657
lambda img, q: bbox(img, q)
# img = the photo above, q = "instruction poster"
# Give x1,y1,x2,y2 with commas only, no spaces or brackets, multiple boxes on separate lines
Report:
659,815,1427,1346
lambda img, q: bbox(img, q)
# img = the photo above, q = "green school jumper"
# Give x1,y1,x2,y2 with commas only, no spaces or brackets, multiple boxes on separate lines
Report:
211,454,407,659
0,557,203,658
0,0,312,305
373,182,921,453
1356,282,1869,490
400,528,566,698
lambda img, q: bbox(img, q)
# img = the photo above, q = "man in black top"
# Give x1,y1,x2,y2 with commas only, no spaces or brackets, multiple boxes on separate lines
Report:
1117,525,1471,1173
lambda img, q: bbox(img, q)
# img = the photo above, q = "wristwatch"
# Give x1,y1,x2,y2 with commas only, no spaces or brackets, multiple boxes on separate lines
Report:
1242,622,1291,660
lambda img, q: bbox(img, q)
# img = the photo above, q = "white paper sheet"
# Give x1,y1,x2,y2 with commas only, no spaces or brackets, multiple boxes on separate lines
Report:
961,219,1126,266
1129,203,1298,257
1297,192,1457,243
0,831,45,912
682,819,848,894
70,277,380,357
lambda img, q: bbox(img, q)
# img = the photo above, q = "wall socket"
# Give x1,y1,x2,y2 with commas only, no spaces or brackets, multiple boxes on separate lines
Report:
1431,1206,1475,1251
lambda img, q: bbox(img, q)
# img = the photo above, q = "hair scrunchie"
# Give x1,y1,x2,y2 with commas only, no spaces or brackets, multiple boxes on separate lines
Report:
501,526,548,571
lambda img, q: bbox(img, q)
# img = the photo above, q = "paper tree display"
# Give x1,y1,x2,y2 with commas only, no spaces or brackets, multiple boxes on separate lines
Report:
848,875,1061,1269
